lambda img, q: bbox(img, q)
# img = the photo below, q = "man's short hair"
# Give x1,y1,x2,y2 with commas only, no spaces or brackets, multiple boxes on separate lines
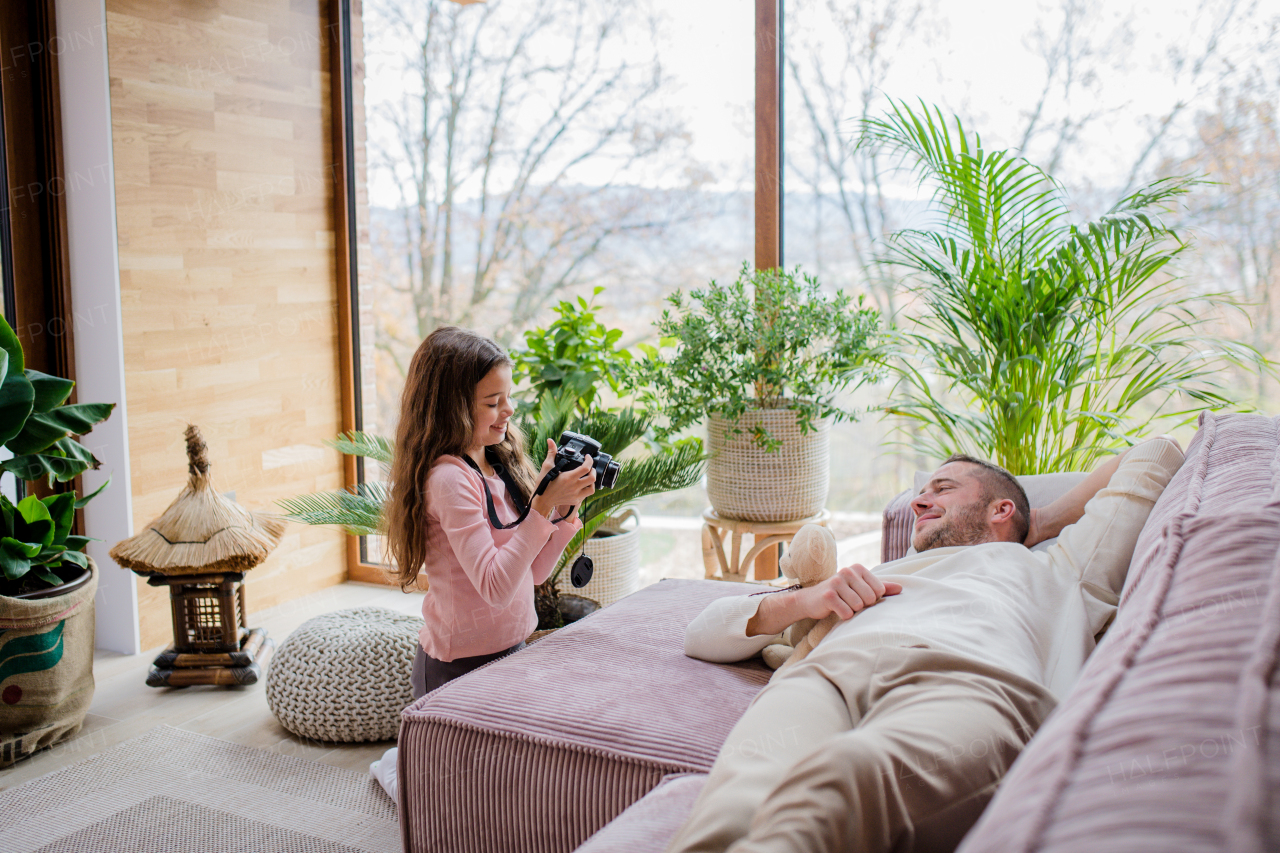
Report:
943,454,1031,544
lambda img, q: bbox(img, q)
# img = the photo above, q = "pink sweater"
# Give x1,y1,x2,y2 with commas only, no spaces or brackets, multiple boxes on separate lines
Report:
418,455,583,661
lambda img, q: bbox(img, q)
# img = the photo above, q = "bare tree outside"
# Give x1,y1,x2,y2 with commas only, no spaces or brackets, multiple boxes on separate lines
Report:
1007,0,1271,203
785,0,1277,288
1010,0,1137,176
362,0,709,427
783,0,940,322
1167,77,1280,403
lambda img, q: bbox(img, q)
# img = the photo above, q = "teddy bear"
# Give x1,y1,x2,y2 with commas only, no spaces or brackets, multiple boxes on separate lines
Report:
760,523,841,676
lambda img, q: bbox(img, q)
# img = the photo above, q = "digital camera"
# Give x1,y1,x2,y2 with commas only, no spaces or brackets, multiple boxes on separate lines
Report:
554,431,621,489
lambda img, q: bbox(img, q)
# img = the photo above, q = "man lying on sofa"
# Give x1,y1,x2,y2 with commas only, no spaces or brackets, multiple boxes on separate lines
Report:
669,436,1185,853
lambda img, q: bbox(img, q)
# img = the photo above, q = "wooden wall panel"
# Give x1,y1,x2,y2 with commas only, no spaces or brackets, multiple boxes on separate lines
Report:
106,0,349,650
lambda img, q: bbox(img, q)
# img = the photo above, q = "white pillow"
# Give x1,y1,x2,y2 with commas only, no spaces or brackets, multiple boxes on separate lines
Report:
904,469,1089,555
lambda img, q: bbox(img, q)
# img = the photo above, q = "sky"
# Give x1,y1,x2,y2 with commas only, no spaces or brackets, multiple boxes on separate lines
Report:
656,0,1276,190
361,0,1280,204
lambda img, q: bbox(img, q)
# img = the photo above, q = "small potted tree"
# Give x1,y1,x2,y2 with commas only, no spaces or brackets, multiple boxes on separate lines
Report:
0,315,114,767
629,263,880,522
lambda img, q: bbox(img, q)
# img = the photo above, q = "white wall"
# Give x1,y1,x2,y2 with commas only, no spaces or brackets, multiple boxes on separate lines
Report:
54,0,139,654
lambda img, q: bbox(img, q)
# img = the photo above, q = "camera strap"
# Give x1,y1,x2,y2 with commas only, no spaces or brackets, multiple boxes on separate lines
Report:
458,453,575,529
458,452,592,588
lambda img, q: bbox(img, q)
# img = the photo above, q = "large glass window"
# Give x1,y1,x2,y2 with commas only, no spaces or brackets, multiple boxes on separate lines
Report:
350,0,755,567
783,0,1280,510
358,0,754,438
344,0,1280,571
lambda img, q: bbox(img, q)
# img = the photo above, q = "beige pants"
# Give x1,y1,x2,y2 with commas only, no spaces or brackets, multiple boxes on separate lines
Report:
666,644,1056,853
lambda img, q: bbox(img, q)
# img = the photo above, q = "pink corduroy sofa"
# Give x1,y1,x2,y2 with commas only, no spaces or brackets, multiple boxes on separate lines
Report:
396,410,1280,853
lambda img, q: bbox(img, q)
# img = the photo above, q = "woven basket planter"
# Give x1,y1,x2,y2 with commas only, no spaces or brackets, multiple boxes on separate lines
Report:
706,409,830,522
555,509,640,607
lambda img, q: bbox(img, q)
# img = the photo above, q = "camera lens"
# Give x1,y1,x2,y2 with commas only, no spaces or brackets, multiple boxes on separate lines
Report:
597,459,621,489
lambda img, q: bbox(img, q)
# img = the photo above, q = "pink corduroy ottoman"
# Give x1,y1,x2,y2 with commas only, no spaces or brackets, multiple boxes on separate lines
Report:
575,773,708,853
395,578,770,853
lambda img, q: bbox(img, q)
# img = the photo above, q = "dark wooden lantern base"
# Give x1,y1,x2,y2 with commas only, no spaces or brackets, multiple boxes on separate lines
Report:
141,571,273,687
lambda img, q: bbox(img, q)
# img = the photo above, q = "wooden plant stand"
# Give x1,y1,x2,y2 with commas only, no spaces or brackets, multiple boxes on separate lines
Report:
701,508,832,584
142,571,274,687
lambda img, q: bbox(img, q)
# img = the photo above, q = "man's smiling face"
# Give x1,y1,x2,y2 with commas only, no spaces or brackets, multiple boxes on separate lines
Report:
910,461,996,552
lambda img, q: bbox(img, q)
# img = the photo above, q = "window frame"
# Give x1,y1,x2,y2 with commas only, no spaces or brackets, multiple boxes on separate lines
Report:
331,0,785,582
329,0,384,582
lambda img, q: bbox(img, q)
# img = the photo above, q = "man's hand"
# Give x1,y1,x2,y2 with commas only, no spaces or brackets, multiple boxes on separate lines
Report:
746,566,903,637
799,566,903,621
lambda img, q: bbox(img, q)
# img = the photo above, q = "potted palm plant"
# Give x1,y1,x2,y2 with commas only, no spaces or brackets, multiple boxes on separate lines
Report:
858,100,1265,473
0,315,114,767
516,390,704,627
628,264,881,521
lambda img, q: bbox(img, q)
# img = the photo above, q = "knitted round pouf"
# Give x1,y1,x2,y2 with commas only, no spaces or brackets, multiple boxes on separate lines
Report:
266,607,421,742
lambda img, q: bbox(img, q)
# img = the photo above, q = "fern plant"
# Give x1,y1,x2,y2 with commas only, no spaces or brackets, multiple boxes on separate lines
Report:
276,432,391,536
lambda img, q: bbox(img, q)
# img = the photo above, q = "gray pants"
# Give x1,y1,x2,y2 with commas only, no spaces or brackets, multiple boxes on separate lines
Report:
410,641,525,700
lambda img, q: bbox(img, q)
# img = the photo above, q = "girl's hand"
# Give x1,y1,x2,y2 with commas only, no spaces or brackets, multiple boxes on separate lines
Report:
536,438,559,480
531,439,596,519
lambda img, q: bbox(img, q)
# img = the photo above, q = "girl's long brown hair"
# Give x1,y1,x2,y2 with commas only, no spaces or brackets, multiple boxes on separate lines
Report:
385,327,539,589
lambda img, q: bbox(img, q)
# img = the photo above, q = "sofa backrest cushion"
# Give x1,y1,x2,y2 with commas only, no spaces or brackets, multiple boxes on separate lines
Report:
880,470,1089,563
881,487,915,564
957,411,1280,853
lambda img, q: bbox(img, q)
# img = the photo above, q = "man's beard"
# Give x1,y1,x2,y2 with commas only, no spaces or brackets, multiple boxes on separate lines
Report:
913,500,992,552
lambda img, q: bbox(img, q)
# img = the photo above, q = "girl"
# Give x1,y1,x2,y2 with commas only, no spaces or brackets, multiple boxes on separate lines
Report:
371,326,595,797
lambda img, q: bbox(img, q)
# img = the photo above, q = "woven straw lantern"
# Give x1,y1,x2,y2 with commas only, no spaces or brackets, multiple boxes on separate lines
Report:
110,425,284,686
111,425,284,575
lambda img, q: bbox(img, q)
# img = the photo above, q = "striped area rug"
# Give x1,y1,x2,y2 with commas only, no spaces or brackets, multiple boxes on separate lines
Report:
0,726,398,853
